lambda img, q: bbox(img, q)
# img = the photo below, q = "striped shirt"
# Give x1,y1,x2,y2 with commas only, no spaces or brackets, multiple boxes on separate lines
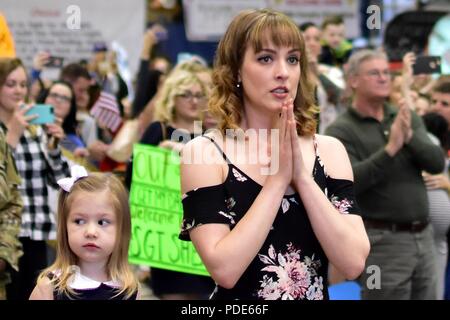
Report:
428,159,450,242
12,125,70,240
90,91,122,133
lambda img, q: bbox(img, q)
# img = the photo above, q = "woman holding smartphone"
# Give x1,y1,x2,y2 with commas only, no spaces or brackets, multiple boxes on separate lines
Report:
0,57,70,300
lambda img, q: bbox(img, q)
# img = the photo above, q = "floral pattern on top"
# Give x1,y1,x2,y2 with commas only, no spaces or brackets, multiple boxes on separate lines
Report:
257,243,323,300
232,168,247,182
225,197,236,210
218,211,236,225
281,198,290,214
330,195,353,214
180,219,202,234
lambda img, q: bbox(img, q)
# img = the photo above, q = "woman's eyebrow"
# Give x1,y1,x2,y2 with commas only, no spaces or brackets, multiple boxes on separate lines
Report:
258,48,300,54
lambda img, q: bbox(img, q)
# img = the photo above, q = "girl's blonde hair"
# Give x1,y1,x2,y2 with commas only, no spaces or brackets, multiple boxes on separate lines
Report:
153,69,206,123
172,59,209,75
209,8,318,135
37,173,139,299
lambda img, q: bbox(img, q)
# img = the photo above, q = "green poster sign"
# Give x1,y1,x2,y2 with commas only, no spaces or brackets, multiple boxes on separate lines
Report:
128,143,209,276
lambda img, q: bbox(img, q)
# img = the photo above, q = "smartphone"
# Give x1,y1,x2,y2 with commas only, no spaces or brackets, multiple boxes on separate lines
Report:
25,104,55,125
45,56,64,68
413,56,441,75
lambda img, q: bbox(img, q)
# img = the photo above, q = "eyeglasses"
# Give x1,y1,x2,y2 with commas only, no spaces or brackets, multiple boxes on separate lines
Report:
177,91,206,102
48,92,71,103
364,69,391,79
431,99,449,108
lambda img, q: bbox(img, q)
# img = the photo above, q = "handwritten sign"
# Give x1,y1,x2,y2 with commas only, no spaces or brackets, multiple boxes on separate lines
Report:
128,143,209,276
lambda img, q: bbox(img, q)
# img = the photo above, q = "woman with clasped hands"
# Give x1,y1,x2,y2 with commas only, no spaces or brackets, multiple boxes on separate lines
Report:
178,9,370,300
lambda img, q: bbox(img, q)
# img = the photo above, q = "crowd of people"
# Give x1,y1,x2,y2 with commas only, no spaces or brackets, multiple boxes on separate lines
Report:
0,7,449,300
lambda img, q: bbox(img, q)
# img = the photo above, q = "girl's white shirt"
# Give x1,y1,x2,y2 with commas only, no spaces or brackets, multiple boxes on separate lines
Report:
53,265,121,289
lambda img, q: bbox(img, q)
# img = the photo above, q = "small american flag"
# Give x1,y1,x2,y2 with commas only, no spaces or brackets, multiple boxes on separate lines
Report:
90,91,122,132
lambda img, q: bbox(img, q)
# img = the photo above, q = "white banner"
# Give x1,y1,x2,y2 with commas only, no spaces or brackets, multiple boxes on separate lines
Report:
0,0,145,83
183,0,360,41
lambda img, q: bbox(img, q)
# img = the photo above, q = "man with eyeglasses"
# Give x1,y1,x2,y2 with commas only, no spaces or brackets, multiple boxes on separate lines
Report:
431,78,450,153
326,49,445,300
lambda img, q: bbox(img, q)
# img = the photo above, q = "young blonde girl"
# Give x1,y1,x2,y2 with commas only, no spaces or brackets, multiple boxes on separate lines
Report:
30,166,139,300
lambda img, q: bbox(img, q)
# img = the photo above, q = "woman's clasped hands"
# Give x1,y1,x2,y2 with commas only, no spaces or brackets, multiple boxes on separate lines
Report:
270,99,309,191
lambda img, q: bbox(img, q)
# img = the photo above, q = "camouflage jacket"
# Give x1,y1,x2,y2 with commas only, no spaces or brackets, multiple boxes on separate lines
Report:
0,126,23,287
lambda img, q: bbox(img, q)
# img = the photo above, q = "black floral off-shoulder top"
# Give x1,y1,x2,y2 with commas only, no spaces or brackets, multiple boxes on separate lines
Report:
180,135,361,300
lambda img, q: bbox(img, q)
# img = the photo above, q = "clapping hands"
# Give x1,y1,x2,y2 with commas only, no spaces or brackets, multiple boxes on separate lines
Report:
386,100,413,156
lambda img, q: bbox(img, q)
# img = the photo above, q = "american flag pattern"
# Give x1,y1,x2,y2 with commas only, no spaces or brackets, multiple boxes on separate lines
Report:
90,91,122,132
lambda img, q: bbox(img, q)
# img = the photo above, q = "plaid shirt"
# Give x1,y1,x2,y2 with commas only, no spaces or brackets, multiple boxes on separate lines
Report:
12,125,70,240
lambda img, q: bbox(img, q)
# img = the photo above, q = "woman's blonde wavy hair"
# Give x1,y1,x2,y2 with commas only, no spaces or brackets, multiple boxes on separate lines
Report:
209,8,318,136
153,69,206,123
36,173,139,299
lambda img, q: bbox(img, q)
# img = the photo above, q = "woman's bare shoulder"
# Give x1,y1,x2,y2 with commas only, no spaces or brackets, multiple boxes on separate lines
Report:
315,134,353,181
315,134,344,149
181,131,227,194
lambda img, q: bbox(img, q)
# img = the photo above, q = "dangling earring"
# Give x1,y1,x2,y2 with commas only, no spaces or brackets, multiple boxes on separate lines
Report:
236,82,241,88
